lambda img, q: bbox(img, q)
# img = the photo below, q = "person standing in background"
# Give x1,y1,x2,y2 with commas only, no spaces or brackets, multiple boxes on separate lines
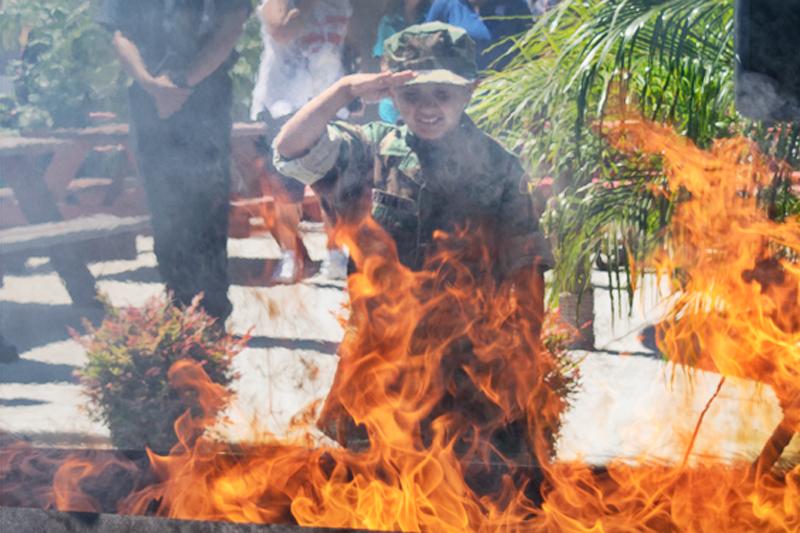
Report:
426,0,532,71
251,0,353,283
97,0,251,326
372,0,431,124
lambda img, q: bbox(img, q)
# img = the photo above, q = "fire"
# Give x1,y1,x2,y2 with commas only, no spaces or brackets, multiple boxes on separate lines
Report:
1,120,799,530
112,219,570,531
604,120,800,435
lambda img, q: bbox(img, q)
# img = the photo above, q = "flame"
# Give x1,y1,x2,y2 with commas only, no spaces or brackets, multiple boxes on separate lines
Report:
1,120,799,530
104,219,568,531
604,121,800,427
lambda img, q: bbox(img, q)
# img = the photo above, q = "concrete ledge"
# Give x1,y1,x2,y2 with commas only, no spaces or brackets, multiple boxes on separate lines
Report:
0,507,381,533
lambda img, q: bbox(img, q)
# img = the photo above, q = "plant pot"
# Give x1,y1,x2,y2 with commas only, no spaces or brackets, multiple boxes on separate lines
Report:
105,399,183,453
558,291,595,350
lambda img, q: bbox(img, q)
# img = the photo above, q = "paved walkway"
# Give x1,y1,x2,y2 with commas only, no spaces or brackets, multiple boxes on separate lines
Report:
0,227,797,467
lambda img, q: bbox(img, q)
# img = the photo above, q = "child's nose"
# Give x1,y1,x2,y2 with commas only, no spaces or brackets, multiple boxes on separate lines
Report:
417,97,438,111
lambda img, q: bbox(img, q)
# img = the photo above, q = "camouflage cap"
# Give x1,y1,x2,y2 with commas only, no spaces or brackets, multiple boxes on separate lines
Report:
383,22,478,86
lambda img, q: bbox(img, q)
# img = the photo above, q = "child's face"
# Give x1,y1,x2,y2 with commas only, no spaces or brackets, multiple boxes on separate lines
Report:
391,83,473,140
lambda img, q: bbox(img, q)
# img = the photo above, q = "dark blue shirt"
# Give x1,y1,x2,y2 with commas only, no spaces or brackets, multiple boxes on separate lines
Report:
426,0,532,70
96,0,251,77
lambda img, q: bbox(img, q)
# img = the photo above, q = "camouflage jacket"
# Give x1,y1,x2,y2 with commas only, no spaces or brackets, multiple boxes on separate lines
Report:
275,117,552,277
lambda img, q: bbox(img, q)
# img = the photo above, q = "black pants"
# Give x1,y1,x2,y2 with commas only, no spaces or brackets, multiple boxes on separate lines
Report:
129,70,232,321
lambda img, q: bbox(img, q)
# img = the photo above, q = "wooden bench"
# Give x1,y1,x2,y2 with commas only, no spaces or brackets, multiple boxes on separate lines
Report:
0,122,323,304
0,214,151,306
0,214,150,255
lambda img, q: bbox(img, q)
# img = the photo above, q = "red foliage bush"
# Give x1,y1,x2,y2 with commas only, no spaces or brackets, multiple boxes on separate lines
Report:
74,294,247,451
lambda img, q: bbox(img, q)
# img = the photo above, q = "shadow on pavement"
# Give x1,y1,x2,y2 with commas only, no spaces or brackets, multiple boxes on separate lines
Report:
0,358,78,384
0,398,49,407
0,302,103,353
638,324,662,355
595,349,663,359
596,324,663,359
304,280,347,291
247,336,339,356
89,257,331,288
95,265,161,284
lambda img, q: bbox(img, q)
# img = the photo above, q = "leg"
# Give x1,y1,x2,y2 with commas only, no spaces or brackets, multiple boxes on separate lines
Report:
265,162,307,284
129,79,233,322
320,208,349,280
271,188,304,253
260,112,310,283
142,167,232,321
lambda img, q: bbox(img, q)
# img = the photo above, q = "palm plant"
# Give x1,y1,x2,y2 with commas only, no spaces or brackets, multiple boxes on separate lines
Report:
472,0,800,310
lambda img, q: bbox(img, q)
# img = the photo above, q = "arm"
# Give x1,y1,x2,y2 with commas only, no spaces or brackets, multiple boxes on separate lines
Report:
509,264,546,340
185,5,250,87
499,172,550,340
111,31,153,87
406,0,427,22
262,0,312,43
111,31,192,118
497,166,553,274
274,71,415,159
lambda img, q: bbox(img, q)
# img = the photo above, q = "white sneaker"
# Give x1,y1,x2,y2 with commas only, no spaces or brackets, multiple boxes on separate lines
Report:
272,250,299,284
320,248,348,280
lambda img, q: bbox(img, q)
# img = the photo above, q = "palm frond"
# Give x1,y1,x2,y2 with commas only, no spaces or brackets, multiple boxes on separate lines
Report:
471,0,799,303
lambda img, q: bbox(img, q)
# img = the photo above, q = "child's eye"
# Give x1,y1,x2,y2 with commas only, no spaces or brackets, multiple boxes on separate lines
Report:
399,91,420,104
434,89,452,102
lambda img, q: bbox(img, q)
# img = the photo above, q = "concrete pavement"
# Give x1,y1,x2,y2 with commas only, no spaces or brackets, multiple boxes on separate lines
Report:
0,227,797,467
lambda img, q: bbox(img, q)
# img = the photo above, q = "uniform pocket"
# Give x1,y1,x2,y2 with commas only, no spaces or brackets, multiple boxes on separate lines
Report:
371,190,419,263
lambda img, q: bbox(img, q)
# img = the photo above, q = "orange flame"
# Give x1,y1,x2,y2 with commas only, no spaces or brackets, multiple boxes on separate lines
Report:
100,219,568,531
1,119,798,530
605,121,800,425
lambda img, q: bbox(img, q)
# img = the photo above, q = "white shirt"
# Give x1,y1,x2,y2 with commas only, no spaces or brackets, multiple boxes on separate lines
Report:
250,0,352,120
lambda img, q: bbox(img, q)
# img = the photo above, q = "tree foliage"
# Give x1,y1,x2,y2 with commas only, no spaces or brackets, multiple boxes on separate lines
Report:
0,0,262,131
0,0,127,129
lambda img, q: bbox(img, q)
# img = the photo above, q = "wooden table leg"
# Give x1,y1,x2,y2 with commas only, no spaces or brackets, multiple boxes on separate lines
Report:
42,142,92,199
4,154,99,307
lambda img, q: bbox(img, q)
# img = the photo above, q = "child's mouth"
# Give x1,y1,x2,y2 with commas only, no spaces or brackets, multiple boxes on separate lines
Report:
417,116,442,126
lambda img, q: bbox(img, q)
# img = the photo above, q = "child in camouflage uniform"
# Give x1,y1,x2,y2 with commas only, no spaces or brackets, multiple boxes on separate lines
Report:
274,23,552,479
274,21,550,278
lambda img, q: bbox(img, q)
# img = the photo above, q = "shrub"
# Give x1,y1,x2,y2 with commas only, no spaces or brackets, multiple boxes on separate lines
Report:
0,0,261,131
74,294,247,451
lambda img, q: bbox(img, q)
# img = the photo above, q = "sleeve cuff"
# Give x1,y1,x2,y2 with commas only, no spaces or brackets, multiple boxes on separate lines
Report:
273,125,343,186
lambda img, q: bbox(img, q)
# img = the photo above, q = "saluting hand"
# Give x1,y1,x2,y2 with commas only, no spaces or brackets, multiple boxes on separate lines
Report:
275,70,415,160
341,71,416,103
